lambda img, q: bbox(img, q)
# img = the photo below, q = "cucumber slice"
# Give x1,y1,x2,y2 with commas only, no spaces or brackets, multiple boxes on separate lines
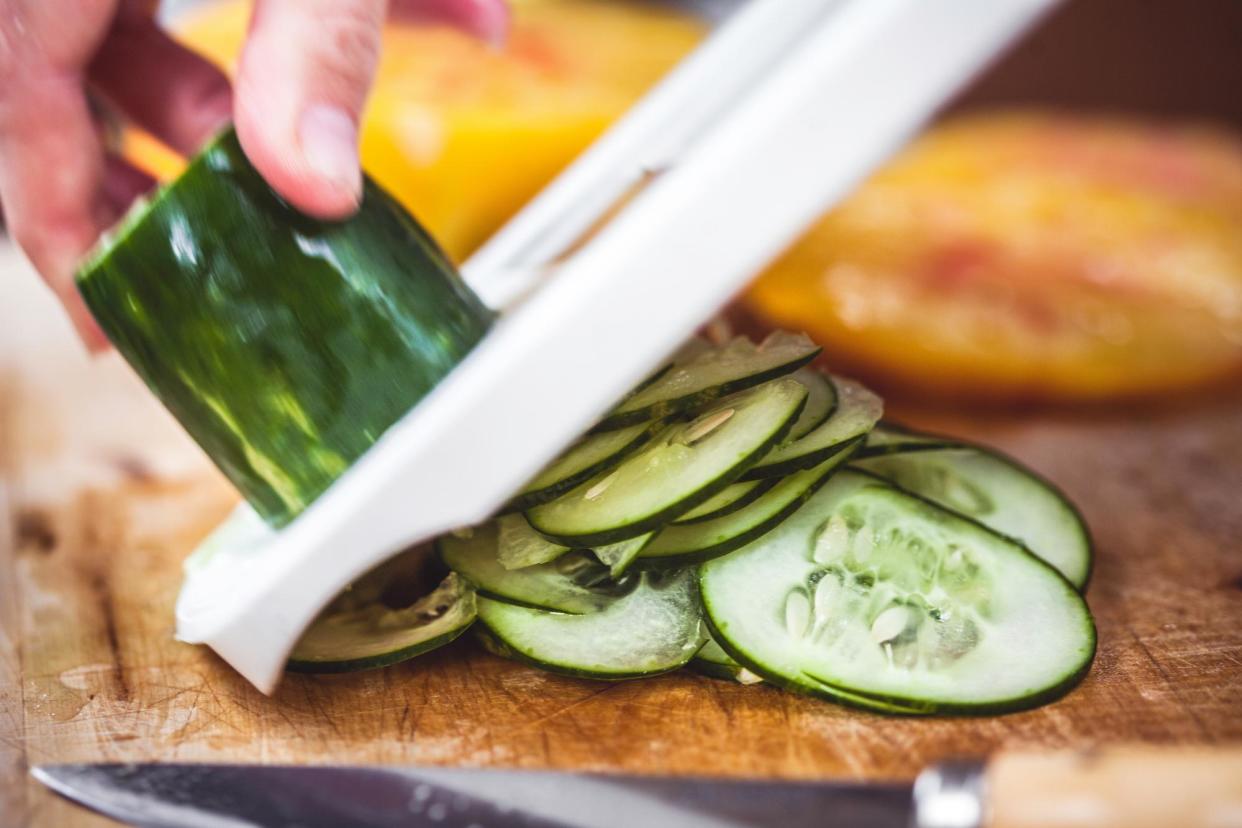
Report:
856,423,960,458
495,514,570,569
637,441,861,568
742,376,882,480
700,471,1096,713
787,369,837,441
287,563,476,674
594,331,819,431
593,533,654,577
853,444,1092,589
475,571,706,679
506,421,662,512
527,378,809,546
672,479,778,524
691,637,763,685
439,523,635,614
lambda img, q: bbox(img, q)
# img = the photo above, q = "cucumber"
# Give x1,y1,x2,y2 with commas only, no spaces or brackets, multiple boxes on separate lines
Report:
439,523,635,614
592,533,655,577
852,442,1092,589
475,570,706,679
856,423,960,458
493,515,570,570
742,376,882,480
787,368,837,440
506,421,663,513
594,331,819,431
672,478,779,524
287,563,475,674
700,471,1096,713
636,440,861,568
78,127,492,527
526,378,809,546
691,637,763,685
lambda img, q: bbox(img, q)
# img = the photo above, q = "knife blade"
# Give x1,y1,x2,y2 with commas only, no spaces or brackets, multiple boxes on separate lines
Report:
32,763,915,828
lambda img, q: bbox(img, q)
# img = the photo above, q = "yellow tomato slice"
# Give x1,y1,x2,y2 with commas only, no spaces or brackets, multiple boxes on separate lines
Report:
747,112,1242,402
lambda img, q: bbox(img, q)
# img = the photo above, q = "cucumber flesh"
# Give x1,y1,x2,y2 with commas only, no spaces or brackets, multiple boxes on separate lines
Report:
476,571,706,679
692,637,763,685
742,376,882,480
507,421,661,512
593,532,654,577
439,523,635,614
672,478,778,524
527,378,809,546
495,514,569,570
637,441,861,568
700,471,1095,713
787,368,837,441
856,423,960,458
853,444,1092,588
288,563,475,674
595,331,819,431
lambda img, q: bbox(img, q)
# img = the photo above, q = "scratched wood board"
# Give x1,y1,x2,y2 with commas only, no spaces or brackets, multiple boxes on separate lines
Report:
2,244,1241,827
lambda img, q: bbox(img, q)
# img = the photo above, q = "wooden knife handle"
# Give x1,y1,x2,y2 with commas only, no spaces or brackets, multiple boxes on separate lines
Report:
986,745,1242,828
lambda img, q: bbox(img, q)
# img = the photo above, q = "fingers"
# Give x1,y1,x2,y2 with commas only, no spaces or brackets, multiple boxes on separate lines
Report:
390,0,510,46
234,0,388,219
88,14,233,156
0,68,111,349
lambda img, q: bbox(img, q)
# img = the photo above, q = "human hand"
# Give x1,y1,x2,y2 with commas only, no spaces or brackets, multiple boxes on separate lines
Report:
0,0,508,348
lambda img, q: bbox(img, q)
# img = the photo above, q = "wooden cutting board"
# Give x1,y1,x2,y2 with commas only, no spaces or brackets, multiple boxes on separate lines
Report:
2,243,1240,827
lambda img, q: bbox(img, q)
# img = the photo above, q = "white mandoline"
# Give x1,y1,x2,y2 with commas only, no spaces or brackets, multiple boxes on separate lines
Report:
176,0,1057,693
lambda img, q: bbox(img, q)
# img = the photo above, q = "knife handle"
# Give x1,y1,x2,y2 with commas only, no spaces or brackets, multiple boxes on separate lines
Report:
985,746,1242,828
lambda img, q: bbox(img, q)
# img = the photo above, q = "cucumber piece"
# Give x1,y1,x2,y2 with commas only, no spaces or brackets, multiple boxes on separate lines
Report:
691,637,763,685
637,441,861,568
495,514,569,570
595,331,819,431
856,423,960,458
439,523,635,614
475,571,706,679
287,564,476,674
506,421,662,513
853,443,1092,589
742,376,882,480
593,533,655,577
672,479,778,524
787,368,837,441
527,378,809,546
78,127,492,527
700,471,1096,713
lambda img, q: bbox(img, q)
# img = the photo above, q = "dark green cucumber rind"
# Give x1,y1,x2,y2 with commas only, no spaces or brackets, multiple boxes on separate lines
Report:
527,394,808,547
854,422,961,459
849,435,1095,591
786,369,838,441
78,127,492,527
738,430,862,481
285,622,472,674
672,478,780,525
503,420,665,513
472,614,697,681
633,439,863,570
590,349,820,432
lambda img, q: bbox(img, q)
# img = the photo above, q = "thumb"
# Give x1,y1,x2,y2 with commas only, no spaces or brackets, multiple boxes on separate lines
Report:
234,0,386,219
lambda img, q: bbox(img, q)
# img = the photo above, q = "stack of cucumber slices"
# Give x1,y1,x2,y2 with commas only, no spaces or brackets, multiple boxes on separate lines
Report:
291,331,1096,715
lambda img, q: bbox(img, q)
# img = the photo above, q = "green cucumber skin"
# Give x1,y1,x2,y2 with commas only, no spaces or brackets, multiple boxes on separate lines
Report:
285,622,473,675
590,350,819,433
78,127,493,527
738,431,861,482
672,478,780,525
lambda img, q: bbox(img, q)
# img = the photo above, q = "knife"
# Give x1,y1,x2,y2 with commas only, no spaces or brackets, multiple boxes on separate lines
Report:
32,746,1242,828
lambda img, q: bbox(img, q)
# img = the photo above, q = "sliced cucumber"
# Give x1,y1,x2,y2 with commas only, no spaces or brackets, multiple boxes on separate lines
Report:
527,378,808,546
787,368,837,441
595,331,819,431
637,441,861,568
856,422,960,458
476,571,706,679
672,478,778,524
853,443,1092,589
742,376,882,480
439,523,635,614
495,514,569,570
593,532,654,577
506,421,662,512
691,637,763,685
700,471,1095,713
288,563,476,674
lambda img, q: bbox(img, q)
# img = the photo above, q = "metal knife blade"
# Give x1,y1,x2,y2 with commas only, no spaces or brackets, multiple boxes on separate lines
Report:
32,763,913,828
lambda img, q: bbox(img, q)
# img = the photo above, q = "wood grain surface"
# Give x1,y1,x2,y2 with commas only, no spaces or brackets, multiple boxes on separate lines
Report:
2,243,1241,828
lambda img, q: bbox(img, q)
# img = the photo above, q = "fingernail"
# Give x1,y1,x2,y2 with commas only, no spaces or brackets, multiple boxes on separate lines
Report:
298,105,361,200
